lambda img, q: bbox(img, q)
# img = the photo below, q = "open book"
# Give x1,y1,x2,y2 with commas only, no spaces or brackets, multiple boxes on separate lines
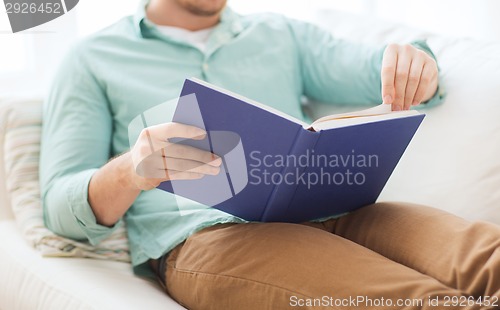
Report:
158,78,424,222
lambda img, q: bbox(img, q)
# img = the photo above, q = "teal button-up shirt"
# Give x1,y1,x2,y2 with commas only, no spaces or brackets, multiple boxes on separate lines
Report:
40,5,444,275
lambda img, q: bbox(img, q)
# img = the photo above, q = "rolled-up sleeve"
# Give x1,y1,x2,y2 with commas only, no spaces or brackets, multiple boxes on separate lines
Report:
40,43,120,245
288,19,445,107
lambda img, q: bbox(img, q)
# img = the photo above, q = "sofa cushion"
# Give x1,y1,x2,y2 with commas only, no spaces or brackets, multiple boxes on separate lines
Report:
0,98,15,220
0,221,185,310
0,98,130,261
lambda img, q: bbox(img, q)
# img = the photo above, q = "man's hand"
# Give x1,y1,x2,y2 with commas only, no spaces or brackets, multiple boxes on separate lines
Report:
381,44,439,111
88,122,220,226
130,123,222,191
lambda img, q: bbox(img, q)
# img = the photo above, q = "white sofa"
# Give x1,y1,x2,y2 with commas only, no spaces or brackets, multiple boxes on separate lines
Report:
0,98,185,310
1,10,499,310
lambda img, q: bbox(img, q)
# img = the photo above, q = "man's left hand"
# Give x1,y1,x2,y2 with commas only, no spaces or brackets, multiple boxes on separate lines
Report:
381,44,439,111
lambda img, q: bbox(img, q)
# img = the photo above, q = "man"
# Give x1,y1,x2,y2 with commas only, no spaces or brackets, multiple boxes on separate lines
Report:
40,0,500,309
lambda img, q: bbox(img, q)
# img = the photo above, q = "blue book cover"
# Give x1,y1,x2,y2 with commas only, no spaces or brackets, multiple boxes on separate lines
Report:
157,78,424,222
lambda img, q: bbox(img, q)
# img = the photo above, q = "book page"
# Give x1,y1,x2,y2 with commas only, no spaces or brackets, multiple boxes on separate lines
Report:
310,104,420,131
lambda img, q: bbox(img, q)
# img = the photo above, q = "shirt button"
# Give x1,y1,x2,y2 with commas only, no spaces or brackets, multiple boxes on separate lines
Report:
202,63,209,71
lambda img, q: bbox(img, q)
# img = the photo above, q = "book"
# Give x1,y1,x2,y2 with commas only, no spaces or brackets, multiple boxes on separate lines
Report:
157,78,424,222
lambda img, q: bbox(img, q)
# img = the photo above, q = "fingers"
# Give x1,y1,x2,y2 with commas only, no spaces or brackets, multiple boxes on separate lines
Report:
381,44,397,105
134,123,206,159
133,121,213,165
167,171,205,181
132,122,224,183
135,149,221,179
147,122,206,145
141,170,209,182
163,157,221,175
413,61,436,106
381,44,439,111
393,45,412,111
404,53,425,110
163,143,221,167
136,162,208,180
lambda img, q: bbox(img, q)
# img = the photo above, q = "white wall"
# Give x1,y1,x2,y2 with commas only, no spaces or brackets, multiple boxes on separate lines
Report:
1,0,499,96
0,1,137,97
230,0,500,40
369,0,500,41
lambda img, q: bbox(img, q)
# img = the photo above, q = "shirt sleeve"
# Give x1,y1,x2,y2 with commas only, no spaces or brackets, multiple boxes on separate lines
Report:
287,19,445,107
40,43,120,246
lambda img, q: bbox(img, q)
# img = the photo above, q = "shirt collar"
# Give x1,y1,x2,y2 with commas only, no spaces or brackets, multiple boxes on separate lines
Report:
133,0,244,39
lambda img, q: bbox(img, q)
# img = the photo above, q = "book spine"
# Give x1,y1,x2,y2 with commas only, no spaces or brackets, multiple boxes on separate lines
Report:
261,129,321,222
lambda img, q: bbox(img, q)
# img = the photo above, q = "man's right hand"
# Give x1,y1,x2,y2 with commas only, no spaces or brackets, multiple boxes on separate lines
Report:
130,123,222,191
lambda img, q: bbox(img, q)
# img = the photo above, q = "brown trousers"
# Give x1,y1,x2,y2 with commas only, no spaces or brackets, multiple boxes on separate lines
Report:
152,203,500,309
